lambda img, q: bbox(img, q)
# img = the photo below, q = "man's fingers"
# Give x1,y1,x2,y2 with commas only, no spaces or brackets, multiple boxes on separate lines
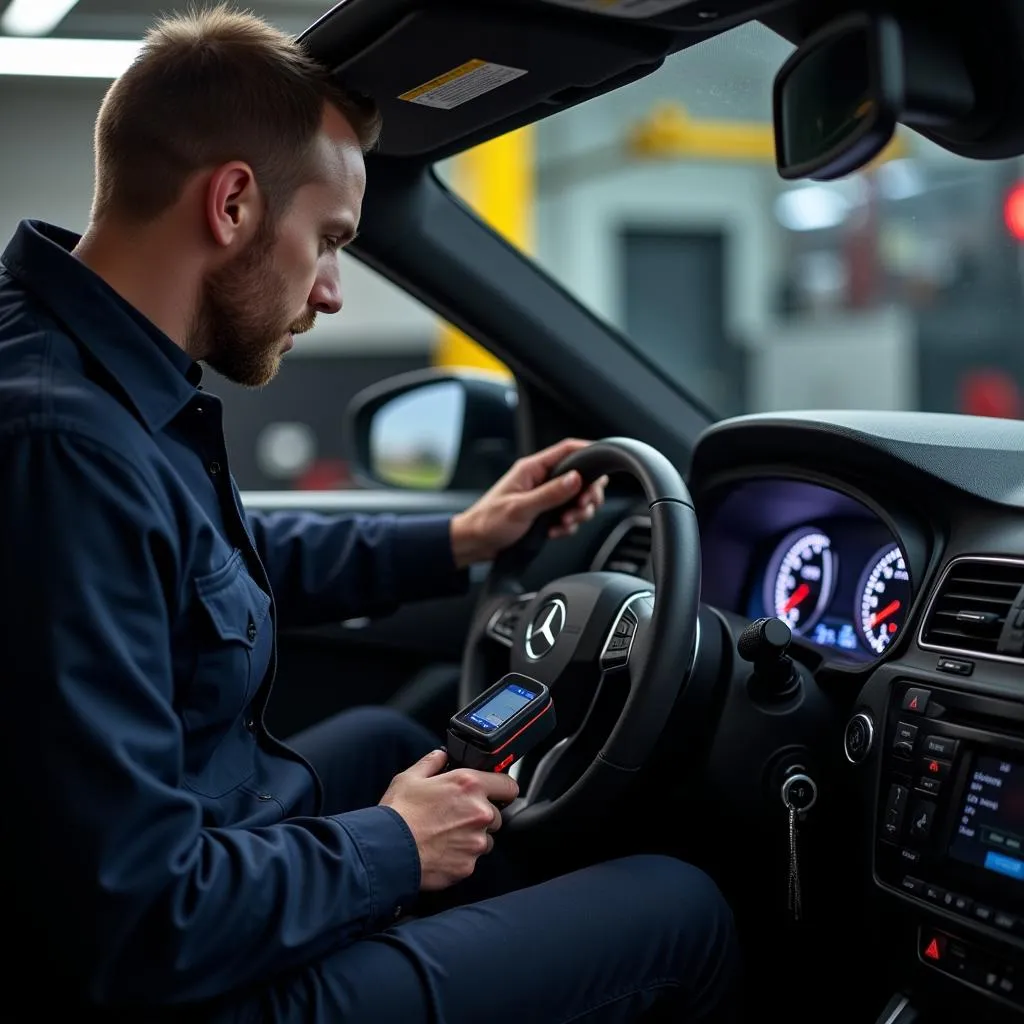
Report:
476,770,519,805
515,469,582,517
404,748,448,778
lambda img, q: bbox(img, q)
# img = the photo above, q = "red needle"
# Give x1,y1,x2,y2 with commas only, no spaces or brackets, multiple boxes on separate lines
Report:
869,599,901,628
781,582,810,614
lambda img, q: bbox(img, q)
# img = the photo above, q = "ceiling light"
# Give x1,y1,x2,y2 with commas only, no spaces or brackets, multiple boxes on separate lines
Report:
1,0,81,37
0,36,141,78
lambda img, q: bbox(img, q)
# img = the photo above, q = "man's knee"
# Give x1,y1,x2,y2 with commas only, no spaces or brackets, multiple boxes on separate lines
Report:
609,855,740,1008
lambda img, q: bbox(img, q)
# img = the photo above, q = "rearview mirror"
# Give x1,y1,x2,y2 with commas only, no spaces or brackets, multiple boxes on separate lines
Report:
347,369,518,491
773,12,975,181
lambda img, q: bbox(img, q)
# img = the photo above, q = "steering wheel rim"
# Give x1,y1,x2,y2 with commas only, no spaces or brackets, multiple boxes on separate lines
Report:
459,437,701,831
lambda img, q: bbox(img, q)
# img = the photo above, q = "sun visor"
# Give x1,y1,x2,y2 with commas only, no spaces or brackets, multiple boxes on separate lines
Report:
318,4,670,157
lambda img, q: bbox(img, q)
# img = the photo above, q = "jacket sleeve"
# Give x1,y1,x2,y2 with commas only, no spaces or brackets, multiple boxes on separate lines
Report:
245,507,470,629
1,430,422,1007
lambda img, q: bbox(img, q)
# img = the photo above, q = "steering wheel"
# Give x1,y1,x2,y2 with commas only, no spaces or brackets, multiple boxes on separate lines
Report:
459,437,701,832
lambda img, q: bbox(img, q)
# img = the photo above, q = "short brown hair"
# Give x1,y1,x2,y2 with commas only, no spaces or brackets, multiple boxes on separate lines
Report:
91,4,381,223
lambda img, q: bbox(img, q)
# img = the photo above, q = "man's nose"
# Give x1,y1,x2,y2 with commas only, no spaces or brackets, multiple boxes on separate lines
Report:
309,270,342,315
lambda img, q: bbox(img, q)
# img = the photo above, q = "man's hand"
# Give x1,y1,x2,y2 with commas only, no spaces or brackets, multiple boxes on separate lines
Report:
449,438,607,568
380,749,518,891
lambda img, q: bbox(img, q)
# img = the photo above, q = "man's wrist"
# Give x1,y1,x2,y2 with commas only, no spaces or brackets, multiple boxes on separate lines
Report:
450,510,488,569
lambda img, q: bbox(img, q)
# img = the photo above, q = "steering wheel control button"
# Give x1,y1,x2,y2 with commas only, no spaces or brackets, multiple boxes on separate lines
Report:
901,687,931,714
937,656,973,676
486,593,535,647
781,773,817,815
892,720,918,758
883,783,909,839
602,607,640,668
922,734,957,759
844,712,875,764
909,799,937,841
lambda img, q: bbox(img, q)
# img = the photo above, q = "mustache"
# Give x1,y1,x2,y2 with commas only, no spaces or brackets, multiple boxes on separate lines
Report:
289,310,317,336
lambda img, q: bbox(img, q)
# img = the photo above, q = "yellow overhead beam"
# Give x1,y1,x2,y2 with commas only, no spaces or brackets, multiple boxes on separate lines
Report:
433,128,533,375
627,102,909,167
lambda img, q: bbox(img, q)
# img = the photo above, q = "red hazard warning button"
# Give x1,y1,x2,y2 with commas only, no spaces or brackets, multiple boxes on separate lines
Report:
922,934,946,962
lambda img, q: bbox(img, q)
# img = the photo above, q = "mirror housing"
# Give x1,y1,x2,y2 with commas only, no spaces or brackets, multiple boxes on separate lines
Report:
346,368,518,491
773,12,975,181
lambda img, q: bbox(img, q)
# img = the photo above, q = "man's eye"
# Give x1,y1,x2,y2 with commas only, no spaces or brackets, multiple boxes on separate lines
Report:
322,237,341,253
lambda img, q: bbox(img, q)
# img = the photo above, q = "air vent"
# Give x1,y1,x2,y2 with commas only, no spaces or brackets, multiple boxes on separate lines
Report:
920,557,1024,660
591,515,652,576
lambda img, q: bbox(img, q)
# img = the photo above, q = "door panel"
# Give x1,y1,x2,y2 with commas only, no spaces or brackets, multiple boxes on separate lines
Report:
242,488,628,739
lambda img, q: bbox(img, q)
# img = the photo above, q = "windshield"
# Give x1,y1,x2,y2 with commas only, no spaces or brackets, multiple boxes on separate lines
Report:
445,21,1024,420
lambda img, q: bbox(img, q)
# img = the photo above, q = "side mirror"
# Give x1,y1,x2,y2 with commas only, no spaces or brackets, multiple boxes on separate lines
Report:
346,369,519,491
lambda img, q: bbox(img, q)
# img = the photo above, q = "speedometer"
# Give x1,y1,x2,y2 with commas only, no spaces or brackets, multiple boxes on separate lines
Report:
763,527,836,635
857,545,911,655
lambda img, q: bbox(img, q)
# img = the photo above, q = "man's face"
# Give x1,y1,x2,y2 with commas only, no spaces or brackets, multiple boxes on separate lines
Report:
194,108,366,387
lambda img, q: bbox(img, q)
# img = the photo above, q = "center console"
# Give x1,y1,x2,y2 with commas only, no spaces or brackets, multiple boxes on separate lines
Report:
875,681,1024,1011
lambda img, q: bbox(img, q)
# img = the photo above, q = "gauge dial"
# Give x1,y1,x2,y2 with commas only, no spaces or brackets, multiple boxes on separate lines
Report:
763,527,836,635
857,545,911,655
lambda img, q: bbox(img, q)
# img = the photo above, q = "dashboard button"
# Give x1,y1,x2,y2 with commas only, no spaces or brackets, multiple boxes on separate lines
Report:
950,893,974,915
917,776,942,796
902,687,930,714
844,713,874,764
910,800,937,841
900,875,924,895
883,783,909,839
994,910,1017,933
937,657,973,676
973,904,995,924
921,757,952,780
899,847,921,866
923,735,957,759
893,721,918,755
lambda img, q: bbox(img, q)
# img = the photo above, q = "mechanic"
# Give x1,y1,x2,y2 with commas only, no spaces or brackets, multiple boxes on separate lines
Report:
0,7,739,1023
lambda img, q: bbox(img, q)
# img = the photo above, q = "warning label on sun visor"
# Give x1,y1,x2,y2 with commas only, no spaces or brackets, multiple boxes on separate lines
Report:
398,59,527,109
538,0,697,17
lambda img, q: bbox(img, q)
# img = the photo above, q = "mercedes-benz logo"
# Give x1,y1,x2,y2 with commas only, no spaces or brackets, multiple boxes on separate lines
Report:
525,598,566,660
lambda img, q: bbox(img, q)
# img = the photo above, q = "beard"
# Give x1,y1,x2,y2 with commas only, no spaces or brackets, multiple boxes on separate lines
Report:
189,220,316,388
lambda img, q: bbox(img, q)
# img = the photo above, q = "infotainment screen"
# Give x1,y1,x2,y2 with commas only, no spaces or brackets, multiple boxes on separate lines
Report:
948,755,1024,882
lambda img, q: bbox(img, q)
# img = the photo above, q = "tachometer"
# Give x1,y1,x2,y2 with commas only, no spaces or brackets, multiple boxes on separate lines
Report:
857,545,911,655
763,527,836,635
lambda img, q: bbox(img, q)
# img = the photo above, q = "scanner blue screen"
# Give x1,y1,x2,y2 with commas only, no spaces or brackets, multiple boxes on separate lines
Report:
467,683,536,732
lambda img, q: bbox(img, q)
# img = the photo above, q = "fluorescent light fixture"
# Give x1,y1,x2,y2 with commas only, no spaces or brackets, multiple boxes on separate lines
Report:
1,0,81,37
0,36,142,78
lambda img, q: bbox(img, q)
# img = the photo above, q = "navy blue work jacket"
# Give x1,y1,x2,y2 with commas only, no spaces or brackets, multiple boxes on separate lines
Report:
0,220,468,1006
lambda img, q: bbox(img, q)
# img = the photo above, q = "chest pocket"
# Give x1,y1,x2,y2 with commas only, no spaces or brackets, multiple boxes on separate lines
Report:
182,550,272,797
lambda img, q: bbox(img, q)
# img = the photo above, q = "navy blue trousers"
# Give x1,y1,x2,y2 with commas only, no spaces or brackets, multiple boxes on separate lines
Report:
222,706,741,1023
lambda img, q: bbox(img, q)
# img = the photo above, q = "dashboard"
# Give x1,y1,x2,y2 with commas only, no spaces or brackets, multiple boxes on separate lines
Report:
681,409,1024,1021
698,477,913,664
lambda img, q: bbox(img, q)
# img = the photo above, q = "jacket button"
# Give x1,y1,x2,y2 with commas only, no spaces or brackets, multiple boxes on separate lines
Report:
208,460,221,476
257,792,273,801
393,905,403,920
247,619,257,642
245,717,256,734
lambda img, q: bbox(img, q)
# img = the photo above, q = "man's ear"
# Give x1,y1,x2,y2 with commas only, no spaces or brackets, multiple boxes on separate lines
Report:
205,162,261,249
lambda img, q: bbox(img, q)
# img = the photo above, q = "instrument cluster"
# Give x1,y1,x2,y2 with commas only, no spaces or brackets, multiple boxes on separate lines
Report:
697,477,914,664
753,522,910,660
